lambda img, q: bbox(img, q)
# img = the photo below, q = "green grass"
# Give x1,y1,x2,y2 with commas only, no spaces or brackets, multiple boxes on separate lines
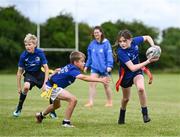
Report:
0,74,180,136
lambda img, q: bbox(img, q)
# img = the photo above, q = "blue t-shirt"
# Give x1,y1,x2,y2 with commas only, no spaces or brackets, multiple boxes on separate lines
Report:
47,64,81,88
117,36,144,79
18,48,48,73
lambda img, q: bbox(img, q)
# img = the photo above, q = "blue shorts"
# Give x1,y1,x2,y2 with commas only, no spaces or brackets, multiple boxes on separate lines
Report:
121,70,143,88
91,68,108,77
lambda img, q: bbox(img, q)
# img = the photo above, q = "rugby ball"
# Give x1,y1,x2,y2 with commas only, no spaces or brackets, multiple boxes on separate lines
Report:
146,45,161,59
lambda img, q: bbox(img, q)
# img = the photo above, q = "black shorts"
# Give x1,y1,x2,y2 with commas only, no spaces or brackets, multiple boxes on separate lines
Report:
23,71,45,90
121,70,143,88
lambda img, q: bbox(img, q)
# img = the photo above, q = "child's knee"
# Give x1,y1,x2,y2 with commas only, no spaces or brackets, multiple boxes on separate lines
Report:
71,96,77,104
23,86,29,93
138,87,145,93
54,103,61,109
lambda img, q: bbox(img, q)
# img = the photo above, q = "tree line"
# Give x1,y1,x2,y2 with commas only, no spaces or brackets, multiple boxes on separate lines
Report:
0,6,180,72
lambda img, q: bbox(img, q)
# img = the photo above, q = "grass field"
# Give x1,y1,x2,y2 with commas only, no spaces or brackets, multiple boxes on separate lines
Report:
0,74,180,136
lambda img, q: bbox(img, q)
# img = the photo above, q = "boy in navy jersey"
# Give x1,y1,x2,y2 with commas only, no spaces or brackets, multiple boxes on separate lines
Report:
13,33,57,118
115,30,159,124
35,51,109,127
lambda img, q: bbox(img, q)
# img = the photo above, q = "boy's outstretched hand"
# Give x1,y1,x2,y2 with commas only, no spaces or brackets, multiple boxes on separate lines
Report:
101,77,110,85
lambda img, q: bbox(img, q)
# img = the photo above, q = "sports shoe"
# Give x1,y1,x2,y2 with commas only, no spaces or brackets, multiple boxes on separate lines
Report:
13,108,21,117
35,112,45,123
118,119,125,124
62,120,74,128
143,115,151,123
49,111,58,119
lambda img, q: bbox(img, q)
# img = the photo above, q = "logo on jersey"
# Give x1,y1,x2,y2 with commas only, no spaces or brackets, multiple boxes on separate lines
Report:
135,45,138,50
35,57,40,62
99,49,103,53
25,58,29,62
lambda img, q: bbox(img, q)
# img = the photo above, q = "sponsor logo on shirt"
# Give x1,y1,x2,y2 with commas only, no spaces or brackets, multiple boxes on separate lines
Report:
35,57,40,62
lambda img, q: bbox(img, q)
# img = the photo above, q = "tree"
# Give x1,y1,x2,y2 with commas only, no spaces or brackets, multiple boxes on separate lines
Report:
0,6,36,70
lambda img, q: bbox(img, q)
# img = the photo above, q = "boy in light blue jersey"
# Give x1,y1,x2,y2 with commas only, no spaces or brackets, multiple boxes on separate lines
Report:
84,26,114,107
13,33,57,118
35,51,109,127
115,29,159,124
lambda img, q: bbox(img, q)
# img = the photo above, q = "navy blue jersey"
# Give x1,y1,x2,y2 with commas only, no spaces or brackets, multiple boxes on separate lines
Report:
18,48,47,73
47,64,81,88
117,36,144,79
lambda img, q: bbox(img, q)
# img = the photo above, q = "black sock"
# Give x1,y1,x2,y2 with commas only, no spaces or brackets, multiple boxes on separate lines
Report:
141,107,148,116
17,92,27,110
49,98,53,104
118,108,126,124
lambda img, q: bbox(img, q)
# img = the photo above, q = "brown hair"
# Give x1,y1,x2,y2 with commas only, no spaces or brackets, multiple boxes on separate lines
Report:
92,26,105,43
113,29,133,64
69,51,86,64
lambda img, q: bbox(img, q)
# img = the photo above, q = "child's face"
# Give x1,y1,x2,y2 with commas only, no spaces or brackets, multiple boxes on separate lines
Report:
74,58,85,71
25,41,36,53
118,37,132,49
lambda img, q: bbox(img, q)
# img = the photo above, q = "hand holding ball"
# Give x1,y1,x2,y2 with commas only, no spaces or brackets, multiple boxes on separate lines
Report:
146,45,161,59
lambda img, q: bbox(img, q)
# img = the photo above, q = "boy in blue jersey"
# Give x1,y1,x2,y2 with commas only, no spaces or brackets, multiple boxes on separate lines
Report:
35,51,109,127
13,33,57,118
115,30,159,124
84,26,114,107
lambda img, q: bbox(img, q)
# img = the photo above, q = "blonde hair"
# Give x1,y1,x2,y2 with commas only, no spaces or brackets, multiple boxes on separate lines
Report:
24,33,37,46
69,51,86,64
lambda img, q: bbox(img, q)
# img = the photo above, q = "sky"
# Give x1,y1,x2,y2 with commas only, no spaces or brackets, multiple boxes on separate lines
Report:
1,0,180,30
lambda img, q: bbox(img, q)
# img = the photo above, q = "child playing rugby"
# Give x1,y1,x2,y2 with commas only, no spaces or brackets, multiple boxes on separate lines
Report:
114,29,159,124
35,51,109,127
13,33,57,118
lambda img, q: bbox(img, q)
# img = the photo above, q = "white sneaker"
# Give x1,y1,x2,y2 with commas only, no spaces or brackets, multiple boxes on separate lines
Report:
13,109,21,117
62,123,74,128
62,120,74,128
49,112,58,119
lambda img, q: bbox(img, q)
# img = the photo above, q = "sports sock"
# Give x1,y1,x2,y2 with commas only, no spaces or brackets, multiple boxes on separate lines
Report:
141,107,148,116
17,92,27,110
118,108,126,124
49,98,53,104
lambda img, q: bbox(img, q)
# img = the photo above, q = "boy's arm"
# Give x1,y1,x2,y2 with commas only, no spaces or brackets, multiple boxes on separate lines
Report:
76,74,110,85
17,67,24,94
42,64,49,91
49,68,61,79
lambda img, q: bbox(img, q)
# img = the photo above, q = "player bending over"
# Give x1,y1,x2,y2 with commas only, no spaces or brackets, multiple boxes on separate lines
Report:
35,51,109,127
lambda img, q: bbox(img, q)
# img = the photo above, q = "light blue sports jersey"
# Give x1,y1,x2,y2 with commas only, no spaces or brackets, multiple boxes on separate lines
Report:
47,64,81,88
117,36,144,79
85,38,114,73
18,48,47,73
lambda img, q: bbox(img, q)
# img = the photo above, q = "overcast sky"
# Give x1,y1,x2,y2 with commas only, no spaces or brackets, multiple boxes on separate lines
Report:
1,0,180,30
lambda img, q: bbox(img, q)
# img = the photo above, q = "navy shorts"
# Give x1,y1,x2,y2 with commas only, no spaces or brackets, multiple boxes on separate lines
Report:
23,71,45,90
121,70,143,88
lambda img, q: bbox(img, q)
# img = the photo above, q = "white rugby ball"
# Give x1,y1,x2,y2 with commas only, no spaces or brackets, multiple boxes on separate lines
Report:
146,45,161,59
